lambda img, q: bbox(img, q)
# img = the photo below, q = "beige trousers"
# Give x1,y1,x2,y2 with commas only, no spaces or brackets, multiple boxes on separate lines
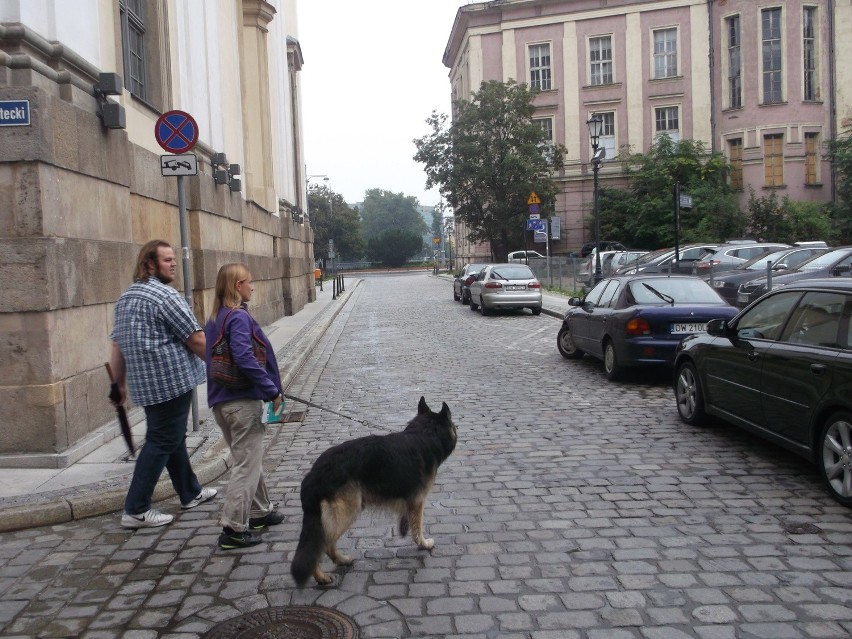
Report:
213,399,273,532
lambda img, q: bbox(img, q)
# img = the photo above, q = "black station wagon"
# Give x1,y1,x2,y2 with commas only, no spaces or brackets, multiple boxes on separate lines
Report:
673,278,852,506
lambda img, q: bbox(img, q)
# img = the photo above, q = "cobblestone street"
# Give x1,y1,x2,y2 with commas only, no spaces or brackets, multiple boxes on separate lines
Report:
1,272,851,638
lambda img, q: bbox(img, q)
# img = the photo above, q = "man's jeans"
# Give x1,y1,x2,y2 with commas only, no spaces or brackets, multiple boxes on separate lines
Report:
124,390,202,515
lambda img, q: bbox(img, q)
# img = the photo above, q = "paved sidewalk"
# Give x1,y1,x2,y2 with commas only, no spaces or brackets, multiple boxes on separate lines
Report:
0,281,356,533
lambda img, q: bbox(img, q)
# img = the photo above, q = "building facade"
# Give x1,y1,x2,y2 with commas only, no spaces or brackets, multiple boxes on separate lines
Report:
0,0,315,465
444,0,851,258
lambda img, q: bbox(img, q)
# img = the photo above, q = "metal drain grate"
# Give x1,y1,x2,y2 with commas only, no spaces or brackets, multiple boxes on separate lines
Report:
285,411,307,423
203,605,359,639
785,523,822,535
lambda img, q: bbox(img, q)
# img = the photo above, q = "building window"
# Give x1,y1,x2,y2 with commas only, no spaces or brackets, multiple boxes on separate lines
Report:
653,28,677,78
728,138,743,190
655,106,679,143
120,0,147,100
762,7,783,104
529,43,552,91
805,133,819,185
727,15,742,108
535,117,554,161
599,111,616,160
803,7,818,100
589,36,613,86
764,134,784,186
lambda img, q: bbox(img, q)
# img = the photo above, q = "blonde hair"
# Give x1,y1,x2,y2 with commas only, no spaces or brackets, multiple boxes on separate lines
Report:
133,240,171,282
210,263,251,321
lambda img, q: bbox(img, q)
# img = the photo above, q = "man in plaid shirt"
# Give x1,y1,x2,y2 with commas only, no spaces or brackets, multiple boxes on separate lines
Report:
109,240,217,528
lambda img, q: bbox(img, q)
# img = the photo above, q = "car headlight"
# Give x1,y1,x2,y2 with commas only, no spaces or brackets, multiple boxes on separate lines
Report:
713,281,727,288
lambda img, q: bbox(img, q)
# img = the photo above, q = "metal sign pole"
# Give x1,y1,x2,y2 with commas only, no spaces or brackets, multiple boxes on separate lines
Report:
177,175,199,431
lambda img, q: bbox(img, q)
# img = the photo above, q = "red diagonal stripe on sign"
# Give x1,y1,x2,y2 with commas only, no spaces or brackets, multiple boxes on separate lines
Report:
161,116,193,148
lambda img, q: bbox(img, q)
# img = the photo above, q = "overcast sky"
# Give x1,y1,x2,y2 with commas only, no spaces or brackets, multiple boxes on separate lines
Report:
298,1,469,207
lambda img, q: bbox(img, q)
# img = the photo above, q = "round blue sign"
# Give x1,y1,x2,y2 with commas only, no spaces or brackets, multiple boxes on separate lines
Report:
154,110,199,153
529,203,540,214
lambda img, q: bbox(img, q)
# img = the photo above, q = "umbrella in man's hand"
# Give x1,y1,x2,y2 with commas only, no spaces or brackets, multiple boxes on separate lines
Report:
105,363,135,460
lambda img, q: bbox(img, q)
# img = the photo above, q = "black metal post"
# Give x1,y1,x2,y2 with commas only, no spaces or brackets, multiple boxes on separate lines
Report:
592,155,602,284
674,181,681,270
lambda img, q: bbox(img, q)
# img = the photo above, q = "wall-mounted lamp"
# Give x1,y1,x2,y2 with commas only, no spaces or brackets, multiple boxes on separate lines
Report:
93,72,126,129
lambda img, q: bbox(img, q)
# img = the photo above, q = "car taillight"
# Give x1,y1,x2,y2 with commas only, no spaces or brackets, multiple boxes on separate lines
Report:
528,281,541,289
625,317,651,335
464,276,475,285
484,282,503,289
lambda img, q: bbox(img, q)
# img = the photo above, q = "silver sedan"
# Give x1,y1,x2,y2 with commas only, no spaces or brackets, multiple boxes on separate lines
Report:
468,263,543,316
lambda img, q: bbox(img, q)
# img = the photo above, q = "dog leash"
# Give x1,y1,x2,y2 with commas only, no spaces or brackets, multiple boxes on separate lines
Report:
282,392,390,432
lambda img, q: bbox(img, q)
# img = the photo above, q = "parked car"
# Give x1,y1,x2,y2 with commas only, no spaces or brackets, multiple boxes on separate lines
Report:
468,263,543,315
579,250,648,286
579,240,627,258
614,243,719,276
673,278,852,506
693,242,790,276
736,247,852,307
507,250,546,263
556,275,738,380
706,246,831,305
453,263,489,303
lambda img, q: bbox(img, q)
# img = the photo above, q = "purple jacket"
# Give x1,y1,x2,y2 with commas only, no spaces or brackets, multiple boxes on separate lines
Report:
204,304,282,408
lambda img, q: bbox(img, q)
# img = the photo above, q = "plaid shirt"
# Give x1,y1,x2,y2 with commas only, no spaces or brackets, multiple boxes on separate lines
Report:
111,277,205,407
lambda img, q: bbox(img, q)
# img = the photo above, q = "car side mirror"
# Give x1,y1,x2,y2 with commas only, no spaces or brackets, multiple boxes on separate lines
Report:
772,262,788,271
568,297,583,307
706,318,729,336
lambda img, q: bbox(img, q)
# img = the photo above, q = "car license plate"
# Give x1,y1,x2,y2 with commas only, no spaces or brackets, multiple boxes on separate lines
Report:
671,322,706,334
505,285,526,291
737,292,749,304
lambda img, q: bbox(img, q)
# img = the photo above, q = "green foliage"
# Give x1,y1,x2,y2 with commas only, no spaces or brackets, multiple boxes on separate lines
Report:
414,80,566,261
598,136,745,248
825,129,852,243
366,229,424,267
746,187,835,243
308,187,364,261
360,189,427,242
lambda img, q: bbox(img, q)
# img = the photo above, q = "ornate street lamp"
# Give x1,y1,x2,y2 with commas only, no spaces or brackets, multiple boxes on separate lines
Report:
587,114,605,285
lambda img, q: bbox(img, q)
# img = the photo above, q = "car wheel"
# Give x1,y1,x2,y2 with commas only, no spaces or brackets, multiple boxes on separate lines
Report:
461,291,470,304
819,411,852,507
531,307,542,316
453,288,460,301
603,340,623,381
480,300,490,316
674,361,706,426
469,296,479,311
557,326,584,359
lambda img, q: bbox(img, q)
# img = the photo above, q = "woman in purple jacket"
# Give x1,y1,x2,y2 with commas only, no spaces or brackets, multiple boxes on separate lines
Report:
205,263,285,549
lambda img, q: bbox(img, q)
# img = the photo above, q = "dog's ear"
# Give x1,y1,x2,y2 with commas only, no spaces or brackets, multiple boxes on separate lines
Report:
418,396,430,415
439,402,451,421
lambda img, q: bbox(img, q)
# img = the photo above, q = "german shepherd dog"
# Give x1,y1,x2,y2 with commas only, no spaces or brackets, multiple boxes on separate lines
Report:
291,397,457,587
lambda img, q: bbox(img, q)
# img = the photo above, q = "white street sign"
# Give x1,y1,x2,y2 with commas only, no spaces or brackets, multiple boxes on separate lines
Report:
160,154,197,176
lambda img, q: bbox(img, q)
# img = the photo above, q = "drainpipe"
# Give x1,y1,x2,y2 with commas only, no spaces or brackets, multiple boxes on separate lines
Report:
828,0,837,204
707,0,717,153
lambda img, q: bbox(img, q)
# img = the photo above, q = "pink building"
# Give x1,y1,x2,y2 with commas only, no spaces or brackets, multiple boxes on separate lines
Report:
444,0,848,258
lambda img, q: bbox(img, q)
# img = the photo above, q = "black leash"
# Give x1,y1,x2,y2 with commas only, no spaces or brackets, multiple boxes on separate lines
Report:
283,392,389,431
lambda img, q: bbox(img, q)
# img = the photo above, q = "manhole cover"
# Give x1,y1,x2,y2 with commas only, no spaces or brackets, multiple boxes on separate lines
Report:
785,523,822,535
203,606,359,639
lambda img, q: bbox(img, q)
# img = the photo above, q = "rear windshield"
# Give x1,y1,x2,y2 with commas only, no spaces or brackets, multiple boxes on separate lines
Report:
628,278,724,304
490,266,535,280
633,247,672,265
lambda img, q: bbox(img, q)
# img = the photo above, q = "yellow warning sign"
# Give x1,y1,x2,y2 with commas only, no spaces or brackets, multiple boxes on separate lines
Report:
527,192,541,205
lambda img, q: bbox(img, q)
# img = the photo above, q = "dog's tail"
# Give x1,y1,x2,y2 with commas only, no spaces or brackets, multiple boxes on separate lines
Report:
291,508,325,587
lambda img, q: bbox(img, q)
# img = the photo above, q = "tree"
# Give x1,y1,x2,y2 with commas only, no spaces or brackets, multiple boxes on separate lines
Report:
826,129,852,243
414,80,566,261
598,136,744,248
746,187,835,243
366,229,423,267
307,187,364,261
359,189,427,242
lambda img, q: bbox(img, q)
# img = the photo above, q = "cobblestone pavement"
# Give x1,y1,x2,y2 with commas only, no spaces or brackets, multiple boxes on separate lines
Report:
1,272,852,638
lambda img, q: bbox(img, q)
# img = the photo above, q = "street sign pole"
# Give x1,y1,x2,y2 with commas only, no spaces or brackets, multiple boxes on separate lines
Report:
176,174,199,430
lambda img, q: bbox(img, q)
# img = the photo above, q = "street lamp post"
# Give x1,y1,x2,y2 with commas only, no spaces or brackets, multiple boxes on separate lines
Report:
306,174,331,290
587,114,605,285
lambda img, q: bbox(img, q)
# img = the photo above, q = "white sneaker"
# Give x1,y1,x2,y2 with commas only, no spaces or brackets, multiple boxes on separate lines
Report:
181,487,218,510
121,509,174,529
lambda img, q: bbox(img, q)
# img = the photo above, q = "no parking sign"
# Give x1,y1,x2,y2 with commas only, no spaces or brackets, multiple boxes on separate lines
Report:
154,110,199,154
